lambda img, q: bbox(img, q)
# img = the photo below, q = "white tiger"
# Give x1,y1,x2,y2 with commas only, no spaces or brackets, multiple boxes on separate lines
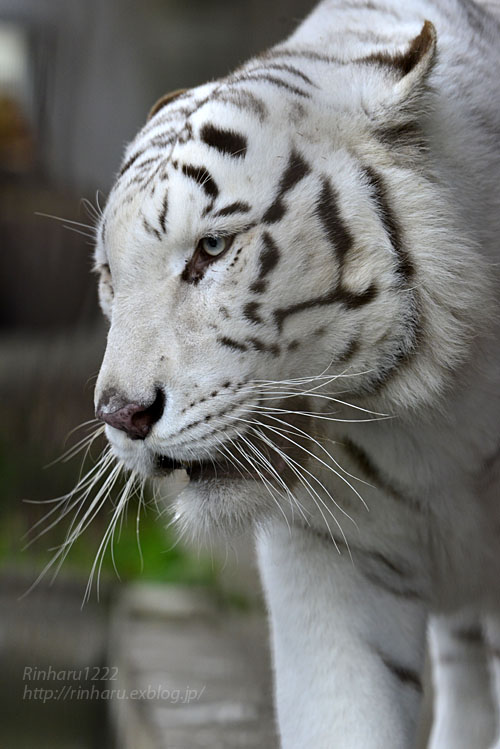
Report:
91,0,500,746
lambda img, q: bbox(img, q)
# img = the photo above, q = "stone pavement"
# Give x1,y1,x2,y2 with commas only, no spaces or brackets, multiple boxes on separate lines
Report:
110,584,278,749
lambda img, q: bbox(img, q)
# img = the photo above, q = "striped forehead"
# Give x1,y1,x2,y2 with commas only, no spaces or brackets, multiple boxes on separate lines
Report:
100,72,320,253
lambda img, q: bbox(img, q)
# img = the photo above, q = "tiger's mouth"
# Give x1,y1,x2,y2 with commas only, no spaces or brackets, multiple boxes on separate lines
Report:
155,454,261,482
154,447,291,482
153,401,309,485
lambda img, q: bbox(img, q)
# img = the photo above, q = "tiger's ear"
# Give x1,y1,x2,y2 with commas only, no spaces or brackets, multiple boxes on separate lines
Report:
147,88,188,121
367,20,437,112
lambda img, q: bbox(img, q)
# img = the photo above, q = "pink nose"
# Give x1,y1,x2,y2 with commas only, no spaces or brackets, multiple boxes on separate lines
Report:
96,389,165,440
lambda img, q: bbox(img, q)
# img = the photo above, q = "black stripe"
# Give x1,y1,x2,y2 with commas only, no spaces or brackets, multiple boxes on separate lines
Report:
362,570,423,600
263,149,311,224
119,150,143,177
360,550,425,599
246,337,280,356
142,217,161,241
243,301,263,325
200,123,247,158
134,157,157,173
340,437,420,509
159,191,169,233
341,438,388,489
128,160,162,188
142,105,194,135
201,201,215,218
300,524,348,552
277,149,311,195
150,134,177,149
246,62,316,87
274,283,377,332
362,166,414,281
266,48,337,63
454,627,484,645
140,162,163,192
231,73,310,98
250,232,281,294
213,201,251,217
298,522,426,598
315,177,354,270
337,337,360,363
297,523,424,601
263,201,285,225
369,551,412,578
379,653,423,692
213,89,268,121
374,121,426,153
366,296,423,394
218,336,248,352
181,164,219,199
177,121,194,145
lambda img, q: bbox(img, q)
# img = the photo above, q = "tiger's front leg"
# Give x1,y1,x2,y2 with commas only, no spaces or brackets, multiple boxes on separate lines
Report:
257,522,428,749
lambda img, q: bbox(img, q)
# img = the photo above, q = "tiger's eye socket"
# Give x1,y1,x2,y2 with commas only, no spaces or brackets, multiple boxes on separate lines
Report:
199,236,229,257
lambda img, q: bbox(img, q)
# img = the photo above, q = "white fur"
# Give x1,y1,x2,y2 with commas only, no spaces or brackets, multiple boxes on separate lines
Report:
93,1,500,746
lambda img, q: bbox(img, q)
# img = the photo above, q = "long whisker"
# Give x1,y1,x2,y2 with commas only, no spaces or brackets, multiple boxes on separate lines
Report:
240,387,388,417
20,459,123,599
34,211,97,232
247,403,390,424
81,196,102,223
85,469,137,603
222,410,367,514
243,406,371,508
212,428,294,529
210,408,352,552
228,425,310,526
23,448,115,543
225,429,294,517
244,417,358,528
250,424,348,556
45,425,105,467
224,434,293,533
54,460,124,560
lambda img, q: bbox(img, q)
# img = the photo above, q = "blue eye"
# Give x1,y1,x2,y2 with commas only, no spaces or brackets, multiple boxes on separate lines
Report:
200,236,228,257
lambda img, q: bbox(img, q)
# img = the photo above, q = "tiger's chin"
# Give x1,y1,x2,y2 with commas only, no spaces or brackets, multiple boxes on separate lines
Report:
171,474,276,539
148,453,275,538
106,430,284,536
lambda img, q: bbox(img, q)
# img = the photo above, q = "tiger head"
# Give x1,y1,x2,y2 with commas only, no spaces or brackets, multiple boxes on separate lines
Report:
93,22,485,535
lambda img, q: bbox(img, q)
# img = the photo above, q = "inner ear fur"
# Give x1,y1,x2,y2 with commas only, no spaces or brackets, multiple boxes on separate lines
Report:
147,88,188,121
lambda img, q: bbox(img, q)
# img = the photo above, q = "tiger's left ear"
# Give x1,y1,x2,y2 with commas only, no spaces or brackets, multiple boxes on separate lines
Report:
147,88,188,121
367,20,437,112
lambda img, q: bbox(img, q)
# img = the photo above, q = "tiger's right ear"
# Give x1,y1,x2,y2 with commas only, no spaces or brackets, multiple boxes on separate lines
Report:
147,89,188,121
366,21,437,114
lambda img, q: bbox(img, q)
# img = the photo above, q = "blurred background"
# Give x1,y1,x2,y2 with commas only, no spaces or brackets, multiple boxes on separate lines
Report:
0,1,314,747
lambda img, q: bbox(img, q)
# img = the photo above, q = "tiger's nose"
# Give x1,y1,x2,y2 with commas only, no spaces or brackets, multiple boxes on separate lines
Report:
96,388,165,440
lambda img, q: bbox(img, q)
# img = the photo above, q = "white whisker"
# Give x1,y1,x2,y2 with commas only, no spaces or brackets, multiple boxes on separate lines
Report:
250,425,348,556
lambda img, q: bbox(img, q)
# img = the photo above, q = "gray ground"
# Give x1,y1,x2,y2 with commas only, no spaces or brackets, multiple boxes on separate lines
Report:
110,585,278,749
